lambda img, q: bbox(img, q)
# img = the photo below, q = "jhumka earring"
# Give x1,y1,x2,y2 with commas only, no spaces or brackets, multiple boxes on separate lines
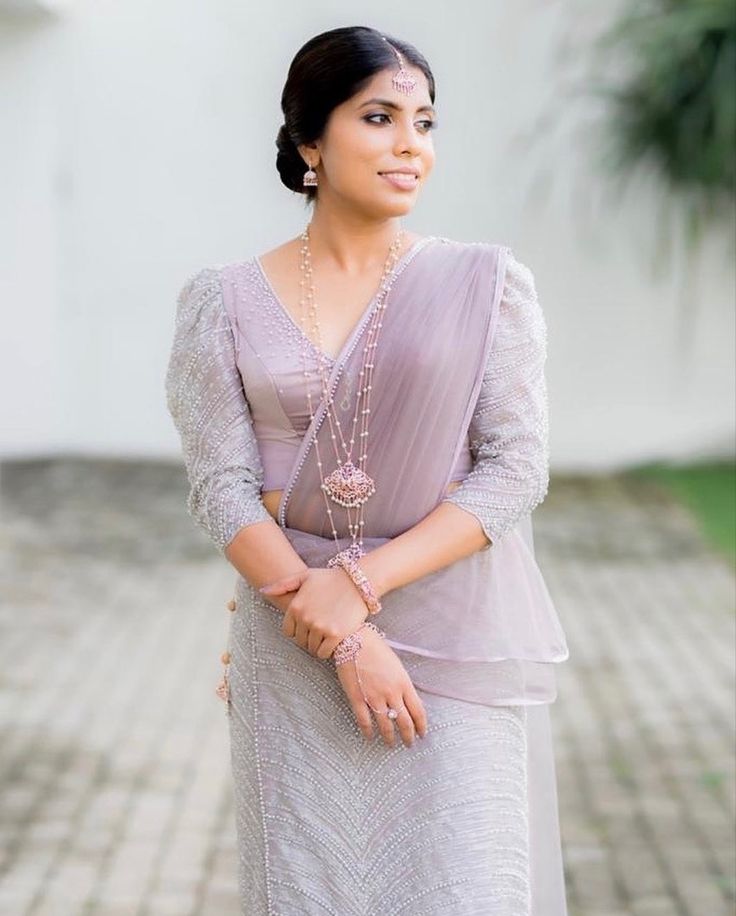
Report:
303,161,318,187
381,36,417,95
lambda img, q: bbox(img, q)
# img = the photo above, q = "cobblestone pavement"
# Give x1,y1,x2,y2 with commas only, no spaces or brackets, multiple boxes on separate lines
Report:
0,459,733,916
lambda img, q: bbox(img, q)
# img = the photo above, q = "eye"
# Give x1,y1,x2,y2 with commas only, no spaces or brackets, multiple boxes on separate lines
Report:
363,113,438,132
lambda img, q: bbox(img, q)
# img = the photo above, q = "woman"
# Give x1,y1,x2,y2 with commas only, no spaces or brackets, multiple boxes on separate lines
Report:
165,25,569,915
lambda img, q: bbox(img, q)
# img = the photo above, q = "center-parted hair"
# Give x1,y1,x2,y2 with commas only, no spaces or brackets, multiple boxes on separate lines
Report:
275,26,435,203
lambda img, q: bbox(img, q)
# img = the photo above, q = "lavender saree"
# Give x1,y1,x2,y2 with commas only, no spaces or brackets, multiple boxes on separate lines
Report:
165,236,569,915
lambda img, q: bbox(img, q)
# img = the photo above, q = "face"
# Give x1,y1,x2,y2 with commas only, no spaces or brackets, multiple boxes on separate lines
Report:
299,66,436,218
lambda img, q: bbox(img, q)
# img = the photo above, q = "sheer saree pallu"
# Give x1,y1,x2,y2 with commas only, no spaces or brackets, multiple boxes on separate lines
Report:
273,240,568,708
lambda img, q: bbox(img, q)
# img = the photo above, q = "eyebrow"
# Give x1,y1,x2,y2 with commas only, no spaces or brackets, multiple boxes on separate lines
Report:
358,98,436,115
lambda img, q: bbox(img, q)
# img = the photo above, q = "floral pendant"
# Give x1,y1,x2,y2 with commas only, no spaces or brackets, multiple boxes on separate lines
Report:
321,460,375,507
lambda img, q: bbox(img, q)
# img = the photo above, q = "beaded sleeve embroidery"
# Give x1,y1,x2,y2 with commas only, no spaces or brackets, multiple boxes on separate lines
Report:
441,250,550,548
164,267,273,553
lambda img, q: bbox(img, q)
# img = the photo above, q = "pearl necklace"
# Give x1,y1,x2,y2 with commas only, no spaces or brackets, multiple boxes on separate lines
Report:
297,224,405,558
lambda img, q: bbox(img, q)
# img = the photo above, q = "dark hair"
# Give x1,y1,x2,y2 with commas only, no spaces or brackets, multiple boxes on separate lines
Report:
275,26,436,204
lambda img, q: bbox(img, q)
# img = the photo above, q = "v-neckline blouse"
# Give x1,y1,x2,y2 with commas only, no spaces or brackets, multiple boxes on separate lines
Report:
223,234,473,492
253,235,437,366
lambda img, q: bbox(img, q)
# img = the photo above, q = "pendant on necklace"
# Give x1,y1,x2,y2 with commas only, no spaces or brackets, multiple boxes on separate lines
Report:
321,460,375,507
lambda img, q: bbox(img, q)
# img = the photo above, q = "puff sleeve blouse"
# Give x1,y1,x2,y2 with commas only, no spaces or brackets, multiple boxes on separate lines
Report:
165,267,274,554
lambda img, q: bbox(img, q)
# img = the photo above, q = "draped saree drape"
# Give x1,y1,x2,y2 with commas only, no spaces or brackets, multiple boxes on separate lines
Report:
270,240,568,708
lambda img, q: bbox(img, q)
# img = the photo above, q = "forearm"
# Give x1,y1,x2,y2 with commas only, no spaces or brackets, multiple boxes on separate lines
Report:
357,500,490,598
224,518,309,614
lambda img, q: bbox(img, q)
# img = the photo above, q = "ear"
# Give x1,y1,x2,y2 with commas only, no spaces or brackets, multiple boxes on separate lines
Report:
296,141,320,168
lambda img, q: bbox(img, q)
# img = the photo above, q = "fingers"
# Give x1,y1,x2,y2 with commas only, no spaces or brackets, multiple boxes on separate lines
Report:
358,686,428,749
373,700,400,747
282,613,338,659
260,581,285,595
371,694,417,748
316,635,341,660
307,628,325,657
259,572,306,595
393,699,417,748
336,664,375,741
294,620,310,652
344,685,428,749
281,611,296,639
354,704,375,741
373,681,429,747
402,683,429,739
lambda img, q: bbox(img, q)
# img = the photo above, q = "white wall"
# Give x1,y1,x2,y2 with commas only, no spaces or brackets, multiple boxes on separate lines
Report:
1,0,734,470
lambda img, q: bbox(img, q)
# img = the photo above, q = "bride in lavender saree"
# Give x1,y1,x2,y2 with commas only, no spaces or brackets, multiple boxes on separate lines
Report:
165,234,569,914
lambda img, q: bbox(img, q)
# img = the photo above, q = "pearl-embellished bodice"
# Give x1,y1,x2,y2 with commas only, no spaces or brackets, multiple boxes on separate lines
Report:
220,251,473,492
165,237,551,555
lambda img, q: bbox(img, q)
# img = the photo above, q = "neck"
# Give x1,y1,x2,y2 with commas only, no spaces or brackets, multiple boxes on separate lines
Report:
304,203,407,275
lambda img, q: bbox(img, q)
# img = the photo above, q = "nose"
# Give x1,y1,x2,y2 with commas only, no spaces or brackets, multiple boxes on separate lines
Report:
393,118,424,158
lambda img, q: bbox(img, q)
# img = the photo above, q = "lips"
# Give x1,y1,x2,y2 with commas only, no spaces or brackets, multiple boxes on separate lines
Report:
378,171,420,189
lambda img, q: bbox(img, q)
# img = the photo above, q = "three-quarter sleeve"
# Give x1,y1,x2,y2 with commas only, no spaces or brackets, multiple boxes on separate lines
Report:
441,249,550,549
164,266,274,554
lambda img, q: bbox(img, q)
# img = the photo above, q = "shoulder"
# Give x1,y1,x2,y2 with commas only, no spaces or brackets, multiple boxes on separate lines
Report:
500,249,539,305
172,265,229,333
432,235,506,254
492,249,546,348
432,238,537,294
444,239,538,299
439,236,534,264
176,264,223,302
432,236,520,273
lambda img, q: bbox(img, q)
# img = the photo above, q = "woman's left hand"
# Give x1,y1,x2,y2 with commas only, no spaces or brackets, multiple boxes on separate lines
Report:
259,568,369,659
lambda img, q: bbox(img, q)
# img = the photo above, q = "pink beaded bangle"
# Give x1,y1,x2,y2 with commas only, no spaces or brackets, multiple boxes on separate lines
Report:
333,621,386,666
327,550,382,616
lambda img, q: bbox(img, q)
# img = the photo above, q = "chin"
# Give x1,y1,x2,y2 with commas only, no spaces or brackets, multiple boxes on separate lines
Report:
355,191,417,220
379,197,417,218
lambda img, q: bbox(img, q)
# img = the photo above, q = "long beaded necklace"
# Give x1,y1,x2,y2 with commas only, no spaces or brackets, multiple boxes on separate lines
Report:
297,224,405,561
216,228,406,715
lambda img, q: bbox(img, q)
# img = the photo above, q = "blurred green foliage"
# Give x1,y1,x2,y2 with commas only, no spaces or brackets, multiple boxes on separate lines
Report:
594,0,736,247
627,460,736,564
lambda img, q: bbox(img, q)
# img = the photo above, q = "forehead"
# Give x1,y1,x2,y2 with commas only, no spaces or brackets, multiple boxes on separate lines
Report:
350,66,433,109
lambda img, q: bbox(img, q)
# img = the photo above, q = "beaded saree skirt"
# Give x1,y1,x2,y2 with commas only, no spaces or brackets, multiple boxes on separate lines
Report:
226,577,568,916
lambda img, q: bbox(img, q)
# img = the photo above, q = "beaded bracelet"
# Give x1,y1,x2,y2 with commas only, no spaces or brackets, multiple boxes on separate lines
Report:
332,620,386,666
333,621,404,722
327,549,383,616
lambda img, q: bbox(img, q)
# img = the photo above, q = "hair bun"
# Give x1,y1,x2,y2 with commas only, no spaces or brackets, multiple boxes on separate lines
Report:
275,123,307,195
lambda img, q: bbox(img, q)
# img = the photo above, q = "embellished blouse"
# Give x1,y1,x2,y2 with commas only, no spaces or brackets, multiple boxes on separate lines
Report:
164,241,549,556
219,254,473,492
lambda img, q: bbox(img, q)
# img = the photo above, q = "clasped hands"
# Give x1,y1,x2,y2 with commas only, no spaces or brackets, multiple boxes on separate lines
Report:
260,566,430,747
259,567,370,659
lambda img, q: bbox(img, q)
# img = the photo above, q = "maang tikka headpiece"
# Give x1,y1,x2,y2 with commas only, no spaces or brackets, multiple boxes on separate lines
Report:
381,36,417,95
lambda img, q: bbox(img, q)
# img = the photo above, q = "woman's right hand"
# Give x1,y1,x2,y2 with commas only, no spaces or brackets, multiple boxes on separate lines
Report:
335,625,428,748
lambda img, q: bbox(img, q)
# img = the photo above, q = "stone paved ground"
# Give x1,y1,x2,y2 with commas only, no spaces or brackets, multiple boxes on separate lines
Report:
0,459,733,916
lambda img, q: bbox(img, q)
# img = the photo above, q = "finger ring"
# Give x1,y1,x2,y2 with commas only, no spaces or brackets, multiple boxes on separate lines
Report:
386,707,399,720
